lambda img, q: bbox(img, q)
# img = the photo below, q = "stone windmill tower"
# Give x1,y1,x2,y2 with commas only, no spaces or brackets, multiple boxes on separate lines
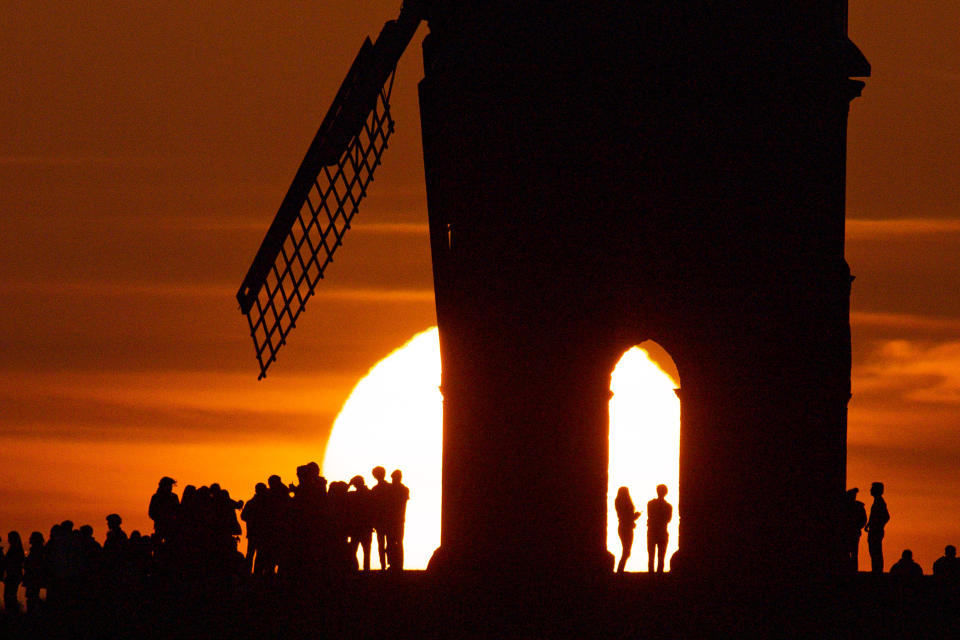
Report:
238,1,869,579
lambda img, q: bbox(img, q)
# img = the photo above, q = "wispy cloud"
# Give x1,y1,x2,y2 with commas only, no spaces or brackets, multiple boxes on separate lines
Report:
847,218,960,239
857,339,960,405
0,370,357,443
0,279,433,302
852,311,960,333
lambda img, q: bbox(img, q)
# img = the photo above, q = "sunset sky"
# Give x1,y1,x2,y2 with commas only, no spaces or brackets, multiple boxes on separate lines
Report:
1,2,958,571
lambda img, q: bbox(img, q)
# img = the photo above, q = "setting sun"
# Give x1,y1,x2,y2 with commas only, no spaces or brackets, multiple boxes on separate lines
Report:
324,328,680,570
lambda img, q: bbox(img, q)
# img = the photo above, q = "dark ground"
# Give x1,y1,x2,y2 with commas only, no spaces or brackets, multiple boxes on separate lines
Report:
2,571,958,639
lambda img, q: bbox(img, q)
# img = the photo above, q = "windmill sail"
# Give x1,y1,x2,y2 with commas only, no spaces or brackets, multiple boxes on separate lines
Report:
237,9,421,379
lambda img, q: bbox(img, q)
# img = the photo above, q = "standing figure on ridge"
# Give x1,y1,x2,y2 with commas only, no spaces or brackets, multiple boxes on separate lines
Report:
370,466,390,570
3,531,25,614
241,483,268,575
348,475,374,571
23,532,45,615
646,484,673,573
865,481,889,573
843,488,867,572
148,476,180,547
615,486,641,573
387,469,410,571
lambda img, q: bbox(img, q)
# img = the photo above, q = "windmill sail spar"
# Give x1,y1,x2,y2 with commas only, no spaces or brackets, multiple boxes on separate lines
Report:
237,7,422,379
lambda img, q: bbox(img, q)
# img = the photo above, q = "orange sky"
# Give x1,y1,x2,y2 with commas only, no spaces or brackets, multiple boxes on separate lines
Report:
1,2,958,572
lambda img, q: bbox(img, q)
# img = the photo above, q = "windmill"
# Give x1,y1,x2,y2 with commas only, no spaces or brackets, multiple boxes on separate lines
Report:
238,2,869,579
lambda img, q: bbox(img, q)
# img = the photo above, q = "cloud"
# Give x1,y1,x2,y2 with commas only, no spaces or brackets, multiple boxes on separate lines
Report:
847,218,960,240
852,311,960,333
858,340,960,405
0,279,432,302
0,370,355,443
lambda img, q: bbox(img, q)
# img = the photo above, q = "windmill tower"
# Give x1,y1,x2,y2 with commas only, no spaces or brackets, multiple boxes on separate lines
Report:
238,1,869,579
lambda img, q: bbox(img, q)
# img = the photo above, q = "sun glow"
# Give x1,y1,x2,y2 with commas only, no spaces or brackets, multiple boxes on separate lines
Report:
323,328,680,571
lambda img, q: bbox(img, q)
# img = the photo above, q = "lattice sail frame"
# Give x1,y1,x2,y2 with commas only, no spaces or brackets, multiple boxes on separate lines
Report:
243,76,395,379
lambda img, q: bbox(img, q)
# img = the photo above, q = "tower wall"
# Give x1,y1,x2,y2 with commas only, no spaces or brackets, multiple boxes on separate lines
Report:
419,1,865,577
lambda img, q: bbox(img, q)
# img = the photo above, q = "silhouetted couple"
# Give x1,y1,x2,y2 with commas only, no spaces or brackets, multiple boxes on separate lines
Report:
844,481,889,573
615,484,672,573
371,466,410,571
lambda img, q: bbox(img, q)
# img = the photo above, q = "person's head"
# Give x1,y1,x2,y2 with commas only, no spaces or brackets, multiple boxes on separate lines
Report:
617,486,630,500
391,469,403,482
901,549,913,561
846,488,859,499
349,475,366,489
159,476,176,491
372,466,386,481
268,475,284,490
29,532,44,548
106,513,122,529
329,480,348,497
8,531,22,546
80,524,94,539
60,520,74,532
870,482,884,497
255,482,267,495
656,484,668,499
946,545,957,558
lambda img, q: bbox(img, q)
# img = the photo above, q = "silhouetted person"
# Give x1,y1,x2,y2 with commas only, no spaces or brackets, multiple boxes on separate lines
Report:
242,482,269,575
615,487,641,573
289,463,328,577
647,484,672,573
262,474,292,575
843,488,867,572
386,469,410,571
370,466,390,570
149,476,180,546
865,482,889,573
348,475,374,571
23,532,44,615
104,513,128,556
889,549,922,579
932,545,960,582
4,531,25,613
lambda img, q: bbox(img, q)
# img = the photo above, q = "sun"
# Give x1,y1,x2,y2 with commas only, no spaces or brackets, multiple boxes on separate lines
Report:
322,328,443,569
323,328,680,571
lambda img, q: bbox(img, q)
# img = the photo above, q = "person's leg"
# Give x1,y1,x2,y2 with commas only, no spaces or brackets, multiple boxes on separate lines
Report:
391,524,404,570
617,528,633,573
657,534,668,572
377,530,387,569
868,534,883,573
647,534,656,573
361,535,371,571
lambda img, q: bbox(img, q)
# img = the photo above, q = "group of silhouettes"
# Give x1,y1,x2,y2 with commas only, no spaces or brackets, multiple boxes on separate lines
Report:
614,484,673,574
240,463,410,577
0,462,410,615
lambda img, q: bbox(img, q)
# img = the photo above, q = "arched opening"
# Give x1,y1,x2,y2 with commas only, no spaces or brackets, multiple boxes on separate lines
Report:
607,341,680,572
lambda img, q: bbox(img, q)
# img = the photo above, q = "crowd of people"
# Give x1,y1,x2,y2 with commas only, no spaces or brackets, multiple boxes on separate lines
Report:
4,472,960,617
0,462,410,616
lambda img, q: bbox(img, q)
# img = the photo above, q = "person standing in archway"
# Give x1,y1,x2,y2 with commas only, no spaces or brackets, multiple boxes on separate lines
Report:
615,487,641,573
647,484,673,573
